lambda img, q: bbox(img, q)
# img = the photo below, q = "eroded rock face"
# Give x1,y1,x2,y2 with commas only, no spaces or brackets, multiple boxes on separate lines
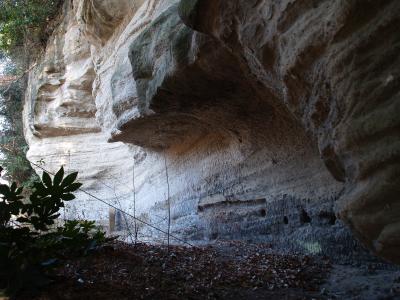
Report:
24,0,400,263
177,0,400,263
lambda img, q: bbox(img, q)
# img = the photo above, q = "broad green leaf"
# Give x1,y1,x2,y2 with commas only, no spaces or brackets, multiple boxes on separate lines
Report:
49,214,60,220
33,182,47,196
61,193,75,201
17,217,29,223
53,166,64,187
0,184,9,195
42,171,52,188
61,172,78,187
64,182,82,193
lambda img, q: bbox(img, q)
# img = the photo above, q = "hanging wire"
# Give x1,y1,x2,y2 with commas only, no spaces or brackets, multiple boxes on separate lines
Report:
132,154,138,245
163,150,171,252
64,150,71,224
95,178,134,242
111,182,135,244
28,160,194,247
101,179,168,224
91,173,166,238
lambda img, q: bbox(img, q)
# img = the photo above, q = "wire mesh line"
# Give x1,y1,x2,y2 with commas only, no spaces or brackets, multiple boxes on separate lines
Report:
163,151,171,250
132,156,138,244
28,160,194,247
93,177,168,229
79,190,193,246
88,177,168,227
110,183,135,244
95,178,134,234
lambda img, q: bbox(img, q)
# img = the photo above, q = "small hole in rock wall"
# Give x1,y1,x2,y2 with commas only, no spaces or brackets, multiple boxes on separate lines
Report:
319,211,337,225
329,214,337,225
260,209,267,217
300,208,311,224
283,216,289,224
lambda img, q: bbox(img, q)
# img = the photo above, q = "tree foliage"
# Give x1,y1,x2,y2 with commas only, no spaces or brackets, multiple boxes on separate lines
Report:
0,63,37,186
0,167,107,296
0,1,63,185
0,0,63,55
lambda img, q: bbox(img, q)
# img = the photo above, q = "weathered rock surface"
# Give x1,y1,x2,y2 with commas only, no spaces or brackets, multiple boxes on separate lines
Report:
24,0,400,263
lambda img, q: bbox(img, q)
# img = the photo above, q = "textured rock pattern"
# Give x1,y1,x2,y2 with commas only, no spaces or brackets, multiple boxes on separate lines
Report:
23,0,400,263
177,0,400,262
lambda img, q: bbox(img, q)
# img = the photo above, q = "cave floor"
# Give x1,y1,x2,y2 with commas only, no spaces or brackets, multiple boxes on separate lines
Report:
25,241,400,300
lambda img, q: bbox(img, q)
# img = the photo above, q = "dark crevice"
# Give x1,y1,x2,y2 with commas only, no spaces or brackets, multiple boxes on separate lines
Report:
260,208,267,217
300,209,311,224
318,211,337,225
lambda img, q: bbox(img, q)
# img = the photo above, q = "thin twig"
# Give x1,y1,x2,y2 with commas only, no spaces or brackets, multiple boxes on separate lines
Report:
0,63,37,95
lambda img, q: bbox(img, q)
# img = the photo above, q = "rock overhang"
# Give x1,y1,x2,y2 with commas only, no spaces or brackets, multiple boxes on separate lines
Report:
23,0,400,264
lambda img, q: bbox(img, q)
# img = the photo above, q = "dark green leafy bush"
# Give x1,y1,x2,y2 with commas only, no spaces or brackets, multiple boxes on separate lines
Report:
0,167,107,296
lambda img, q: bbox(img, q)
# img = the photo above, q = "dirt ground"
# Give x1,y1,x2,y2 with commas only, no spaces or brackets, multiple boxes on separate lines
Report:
14,241,400,300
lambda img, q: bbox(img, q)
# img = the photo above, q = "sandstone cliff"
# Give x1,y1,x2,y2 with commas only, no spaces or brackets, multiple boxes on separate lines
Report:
23,0,400,263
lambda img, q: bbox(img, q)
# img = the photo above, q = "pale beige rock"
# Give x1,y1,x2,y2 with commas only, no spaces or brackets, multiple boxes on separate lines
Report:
23,0,400,263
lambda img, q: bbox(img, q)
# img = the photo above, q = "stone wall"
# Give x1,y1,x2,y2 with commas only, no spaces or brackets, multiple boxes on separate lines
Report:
24,0,400,263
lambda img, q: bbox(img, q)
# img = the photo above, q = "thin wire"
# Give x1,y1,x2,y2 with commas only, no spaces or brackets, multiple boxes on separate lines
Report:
163,151,171,251
29,160,194,247
112,184,134,244
132,155,138,245
97,177,168,222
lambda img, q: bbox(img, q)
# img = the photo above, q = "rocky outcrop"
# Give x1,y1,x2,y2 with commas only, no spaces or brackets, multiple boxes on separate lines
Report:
24,0,400,263
176,0,400,263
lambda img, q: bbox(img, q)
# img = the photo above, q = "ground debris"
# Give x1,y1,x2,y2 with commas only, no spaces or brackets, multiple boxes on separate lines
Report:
31,241,331,300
